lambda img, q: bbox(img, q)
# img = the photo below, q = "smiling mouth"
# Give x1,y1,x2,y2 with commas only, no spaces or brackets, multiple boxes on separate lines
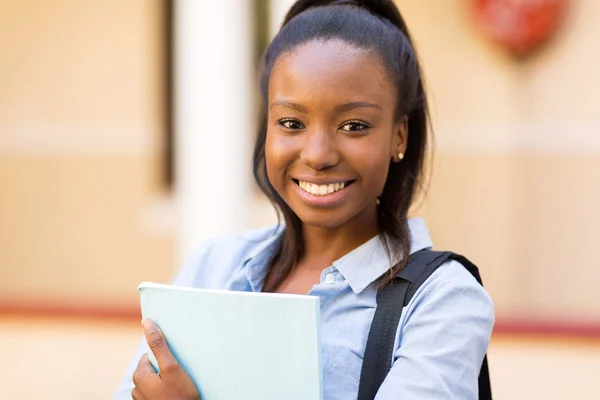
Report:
293,179,355,196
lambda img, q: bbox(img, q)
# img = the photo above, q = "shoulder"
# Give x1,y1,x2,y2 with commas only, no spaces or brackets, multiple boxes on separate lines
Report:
388,257,494,398
405,257,495,328
171,224,282,288
192,224,280,259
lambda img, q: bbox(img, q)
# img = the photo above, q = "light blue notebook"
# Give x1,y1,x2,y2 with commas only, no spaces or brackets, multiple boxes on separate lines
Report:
138,282,323,400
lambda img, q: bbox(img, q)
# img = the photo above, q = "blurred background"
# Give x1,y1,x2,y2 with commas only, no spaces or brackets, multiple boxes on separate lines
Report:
1,0,599,398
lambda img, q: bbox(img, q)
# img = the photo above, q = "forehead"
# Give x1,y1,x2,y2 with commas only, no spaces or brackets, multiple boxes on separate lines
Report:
269,39,395,106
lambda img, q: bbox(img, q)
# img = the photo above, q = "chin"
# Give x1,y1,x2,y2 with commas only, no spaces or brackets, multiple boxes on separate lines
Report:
298,214,347,229
289,204,352,230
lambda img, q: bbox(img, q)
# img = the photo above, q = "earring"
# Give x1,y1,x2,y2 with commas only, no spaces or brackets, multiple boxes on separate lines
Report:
397,152,404,161
376,197,381,206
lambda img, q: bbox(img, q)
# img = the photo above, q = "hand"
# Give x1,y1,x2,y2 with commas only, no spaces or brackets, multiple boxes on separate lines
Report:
132,319,201,400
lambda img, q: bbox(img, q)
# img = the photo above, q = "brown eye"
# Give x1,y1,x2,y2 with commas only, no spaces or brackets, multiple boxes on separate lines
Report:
279,119,305,130
339,121,371,132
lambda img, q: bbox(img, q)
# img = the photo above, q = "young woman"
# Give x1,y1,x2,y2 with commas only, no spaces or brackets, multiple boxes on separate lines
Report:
115,1,494,399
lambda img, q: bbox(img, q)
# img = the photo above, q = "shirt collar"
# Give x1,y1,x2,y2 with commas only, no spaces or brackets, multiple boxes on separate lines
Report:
243,217,433,294
244,226,284,292
333,217,433,294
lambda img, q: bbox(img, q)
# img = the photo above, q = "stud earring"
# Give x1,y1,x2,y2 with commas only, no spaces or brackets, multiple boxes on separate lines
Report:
376,197,381,206
397,152,404,161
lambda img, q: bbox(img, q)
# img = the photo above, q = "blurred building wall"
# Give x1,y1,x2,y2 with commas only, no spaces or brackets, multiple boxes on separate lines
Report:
0,0,599,324
0,0,175,308
401,0,600,321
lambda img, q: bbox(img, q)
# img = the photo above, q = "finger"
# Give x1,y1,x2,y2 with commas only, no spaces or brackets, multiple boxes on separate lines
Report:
133,354,160,392
131,386,146,400
133,354,160,398
135,353,159,378
142,319,179,375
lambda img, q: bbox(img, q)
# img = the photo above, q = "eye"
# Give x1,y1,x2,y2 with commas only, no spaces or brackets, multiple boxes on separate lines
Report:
339,120,371,132
278,118,305,130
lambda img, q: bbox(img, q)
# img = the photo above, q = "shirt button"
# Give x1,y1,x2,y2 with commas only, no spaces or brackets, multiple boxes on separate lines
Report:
324,273,336,284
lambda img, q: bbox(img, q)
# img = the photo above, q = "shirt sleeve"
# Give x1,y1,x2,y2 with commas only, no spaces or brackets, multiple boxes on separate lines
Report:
375,260,495,400
112,239,216,400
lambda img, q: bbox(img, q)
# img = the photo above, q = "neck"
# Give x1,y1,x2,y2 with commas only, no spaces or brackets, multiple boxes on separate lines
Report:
299,206,380,269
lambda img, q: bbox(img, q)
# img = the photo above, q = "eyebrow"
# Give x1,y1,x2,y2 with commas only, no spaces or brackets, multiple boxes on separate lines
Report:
269,100,382,113
335,101,383,113
270,100,308,113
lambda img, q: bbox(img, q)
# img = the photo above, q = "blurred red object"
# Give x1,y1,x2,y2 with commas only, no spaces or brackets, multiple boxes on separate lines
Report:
473,0,569,58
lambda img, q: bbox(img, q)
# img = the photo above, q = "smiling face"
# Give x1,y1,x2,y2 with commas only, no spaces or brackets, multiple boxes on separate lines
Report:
265,39,407,231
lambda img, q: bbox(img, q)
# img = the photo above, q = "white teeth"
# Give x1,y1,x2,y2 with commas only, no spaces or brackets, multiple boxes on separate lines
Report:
298,180,348,196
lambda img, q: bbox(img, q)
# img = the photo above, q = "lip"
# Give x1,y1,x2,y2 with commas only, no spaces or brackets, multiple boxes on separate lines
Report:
292,179,355,208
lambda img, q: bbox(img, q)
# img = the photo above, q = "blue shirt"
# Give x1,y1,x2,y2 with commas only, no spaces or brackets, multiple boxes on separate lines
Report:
114,218,494,399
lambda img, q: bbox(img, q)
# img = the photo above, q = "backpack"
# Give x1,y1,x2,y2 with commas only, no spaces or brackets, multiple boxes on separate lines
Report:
357,250,492,400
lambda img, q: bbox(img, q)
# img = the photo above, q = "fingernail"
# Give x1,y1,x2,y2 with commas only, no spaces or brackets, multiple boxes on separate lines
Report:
142,319,158,334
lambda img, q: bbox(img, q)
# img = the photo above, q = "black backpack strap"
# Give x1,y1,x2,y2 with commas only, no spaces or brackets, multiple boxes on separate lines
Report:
357,277,410,400
357,250,492,400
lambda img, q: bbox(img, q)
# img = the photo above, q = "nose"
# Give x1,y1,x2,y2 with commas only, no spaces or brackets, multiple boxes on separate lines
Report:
300,126,341,171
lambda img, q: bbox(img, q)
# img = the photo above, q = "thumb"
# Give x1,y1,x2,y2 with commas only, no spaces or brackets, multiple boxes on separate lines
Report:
142,319,179,374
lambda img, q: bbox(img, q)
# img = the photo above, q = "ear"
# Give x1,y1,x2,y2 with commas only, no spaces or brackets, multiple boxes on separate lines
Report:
390,116,408,162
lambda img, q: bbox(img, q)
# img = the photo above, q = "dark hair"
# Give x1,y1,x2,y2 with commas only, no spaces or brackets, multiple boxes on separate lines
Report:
253,0,430,292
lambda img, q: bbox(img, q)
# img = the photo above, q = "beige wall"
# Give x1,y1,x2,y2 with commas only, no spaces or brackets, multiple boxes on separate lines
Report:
401,0,600,319
0,0,174,307
1,0,599,321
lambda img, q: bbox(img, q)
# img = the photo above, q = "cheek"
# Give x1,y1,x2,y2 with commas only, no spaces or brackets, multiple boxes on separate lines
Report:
364,159,391,196
265,129,293,189
343,139,391,189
